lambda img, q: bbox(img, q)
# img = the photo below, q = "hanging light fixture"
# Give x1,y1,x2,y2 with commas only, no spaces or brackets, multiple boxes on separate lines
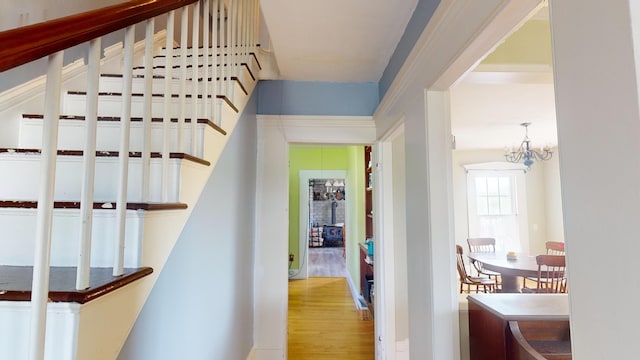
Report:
324,179,333,192
504,122,553,169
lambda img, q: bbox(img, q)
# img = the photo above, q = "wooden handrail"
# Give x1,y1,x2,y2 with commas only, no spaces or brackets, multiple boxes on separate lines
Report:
0,0,198,72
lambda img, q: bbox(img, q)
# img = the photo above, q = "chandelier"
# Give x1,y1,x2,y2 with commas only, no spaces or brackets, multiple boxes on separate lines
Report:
504,122,552,168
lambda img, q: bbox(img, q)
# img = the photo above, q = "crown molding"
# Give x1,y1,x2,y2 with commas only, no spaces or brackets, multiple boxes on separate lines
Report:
256,115,376,144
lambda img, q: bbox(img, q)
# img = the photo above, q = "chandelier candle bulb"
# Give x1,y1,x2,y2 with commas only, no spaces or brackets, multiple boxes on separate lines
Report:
504,122,553,169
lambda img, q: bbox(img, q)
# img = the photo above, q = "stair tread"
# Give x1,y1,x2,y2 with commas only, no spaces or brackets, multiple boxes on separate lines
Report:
0,148,212,166
67,90,231,99
0,200,188,211
65,90,239,112
0,266,153,303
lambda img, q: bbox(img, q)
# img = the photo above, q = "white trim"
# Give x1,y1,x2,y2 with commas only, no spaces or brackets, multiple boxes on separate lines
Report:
255,115,377,359
463,161,527,172
246,346,256,360
258,115,376,144
293,169,347,280
345,269,365,311
0,59,85,113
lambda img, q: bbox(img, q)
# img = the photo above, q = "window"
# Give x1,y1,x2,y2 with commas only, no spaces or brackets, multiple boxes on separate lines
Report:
464,162,529,252
475,176,513,216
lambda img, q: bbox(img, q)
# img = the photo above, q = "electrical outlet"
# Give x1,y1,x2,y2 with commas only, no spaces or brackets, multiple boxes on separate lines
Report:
289,254,294,262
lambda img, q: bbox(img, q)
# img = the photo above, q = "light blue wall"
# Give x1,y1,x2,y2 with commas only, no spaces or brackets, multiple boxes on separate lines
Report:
118,92,258,360
255,1,441,116
379,0,441,99
258,80,379,116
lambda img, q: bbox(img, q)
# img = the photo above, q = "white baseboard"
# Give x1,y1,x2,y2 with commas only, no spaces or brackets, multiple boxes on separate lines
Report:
346,272,361,309
396,338,410,360
246,346,256,360
253,348,284,360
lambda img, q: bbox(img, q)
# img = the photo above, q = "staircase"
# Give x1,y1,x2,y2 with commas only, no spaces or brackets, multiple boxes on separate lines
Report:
0,1,261,358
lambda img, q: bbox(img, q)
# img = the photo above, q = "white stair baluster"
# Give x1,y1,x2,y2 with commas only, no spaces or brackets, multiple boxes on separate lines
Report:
114,25,135,277
191,1,200,156
202,0,210,124
163,11,175,202
211,0,219,127
179,6,189,153
227,0,234,100
141,18,155,202
28,50,63,360
77,37,102,290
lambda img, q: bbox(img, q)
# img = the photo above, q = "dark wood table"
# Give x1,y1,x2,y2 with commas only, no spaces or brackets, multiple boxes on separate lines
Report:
467,293,569,360
467,252,538,293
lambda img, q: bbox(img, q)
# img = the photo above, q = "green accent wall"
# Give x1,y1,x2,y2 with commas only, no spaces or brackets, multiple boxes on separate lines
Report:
288,144,365,288
482,20,552,66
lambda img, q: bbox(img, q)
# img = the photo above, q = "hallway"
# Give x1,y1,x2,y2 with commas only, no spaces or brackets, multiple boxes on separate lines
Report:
288,277,374,359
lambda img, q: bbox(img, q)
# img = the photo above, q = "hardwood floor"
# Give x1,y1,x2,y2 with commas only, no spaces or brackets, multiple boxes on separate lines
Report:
288,277,374,359
308,246,347,277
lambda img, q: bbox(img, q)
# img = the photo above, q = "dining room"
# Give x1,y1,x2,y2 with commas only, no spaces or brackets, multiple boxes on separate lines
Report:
449,5,570,359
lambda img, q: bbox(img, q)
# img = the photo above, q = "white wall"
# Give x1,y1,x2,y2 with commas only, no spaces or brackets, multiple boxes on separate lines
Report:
117,96,258,360
1,0,123,30
451,149,563,255
543,154,564,244
550,1,640,358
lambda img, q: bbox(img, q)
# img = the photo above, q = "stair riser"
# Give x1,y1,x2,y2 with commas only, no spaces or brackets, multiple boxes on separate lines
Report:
62,94,204,118
64,93,214,118
0,208,144,267
131,67,225,80
19,119,206,154
98,75,238,99
157,47,251,57
62,93,238,128
0,302,79,360
0,155,183,202
150,55,224,68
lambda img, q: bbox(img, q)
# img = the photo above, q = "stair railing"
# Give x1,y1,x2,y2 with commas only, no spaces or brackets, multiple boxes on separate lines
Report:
0,0,259,358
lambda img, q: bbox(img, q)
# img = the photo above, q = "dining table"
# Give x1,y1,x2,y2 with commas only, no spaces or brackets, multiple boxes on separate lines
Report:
467,251,539,293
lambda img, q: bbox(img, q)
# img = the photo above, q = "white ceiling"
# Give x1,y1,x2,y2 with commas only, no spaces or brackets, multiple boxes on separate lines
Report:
259,2,556,150
259,0,418,82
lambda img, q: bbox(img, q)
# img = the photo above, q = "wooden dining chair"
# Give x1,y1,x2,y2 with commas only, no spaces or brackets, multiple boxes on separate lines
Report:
545,241,565,255
466,237,501,286
456,245,496,293
524,241,566,288
522,255,567,293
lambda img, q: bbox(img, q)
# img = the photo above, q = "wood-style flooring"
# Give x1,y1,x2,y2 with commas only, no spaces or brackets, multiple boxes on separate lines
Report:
288,277,374,359
308,246,347,277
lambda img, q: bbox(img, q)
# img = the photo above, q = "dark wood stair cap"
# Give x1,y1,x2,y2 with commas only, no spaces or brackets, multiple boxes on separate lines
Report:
0,266,153,304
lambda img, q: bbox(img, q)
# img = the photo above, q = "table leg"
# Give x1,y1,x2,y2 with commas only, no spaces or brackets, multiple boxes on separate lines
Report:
499,274,521,293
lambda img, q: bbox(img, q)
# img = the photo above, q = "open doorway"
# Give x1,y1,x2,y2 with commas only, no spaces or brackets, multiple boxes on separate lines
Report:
307,178,347,277
294,169,348,280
